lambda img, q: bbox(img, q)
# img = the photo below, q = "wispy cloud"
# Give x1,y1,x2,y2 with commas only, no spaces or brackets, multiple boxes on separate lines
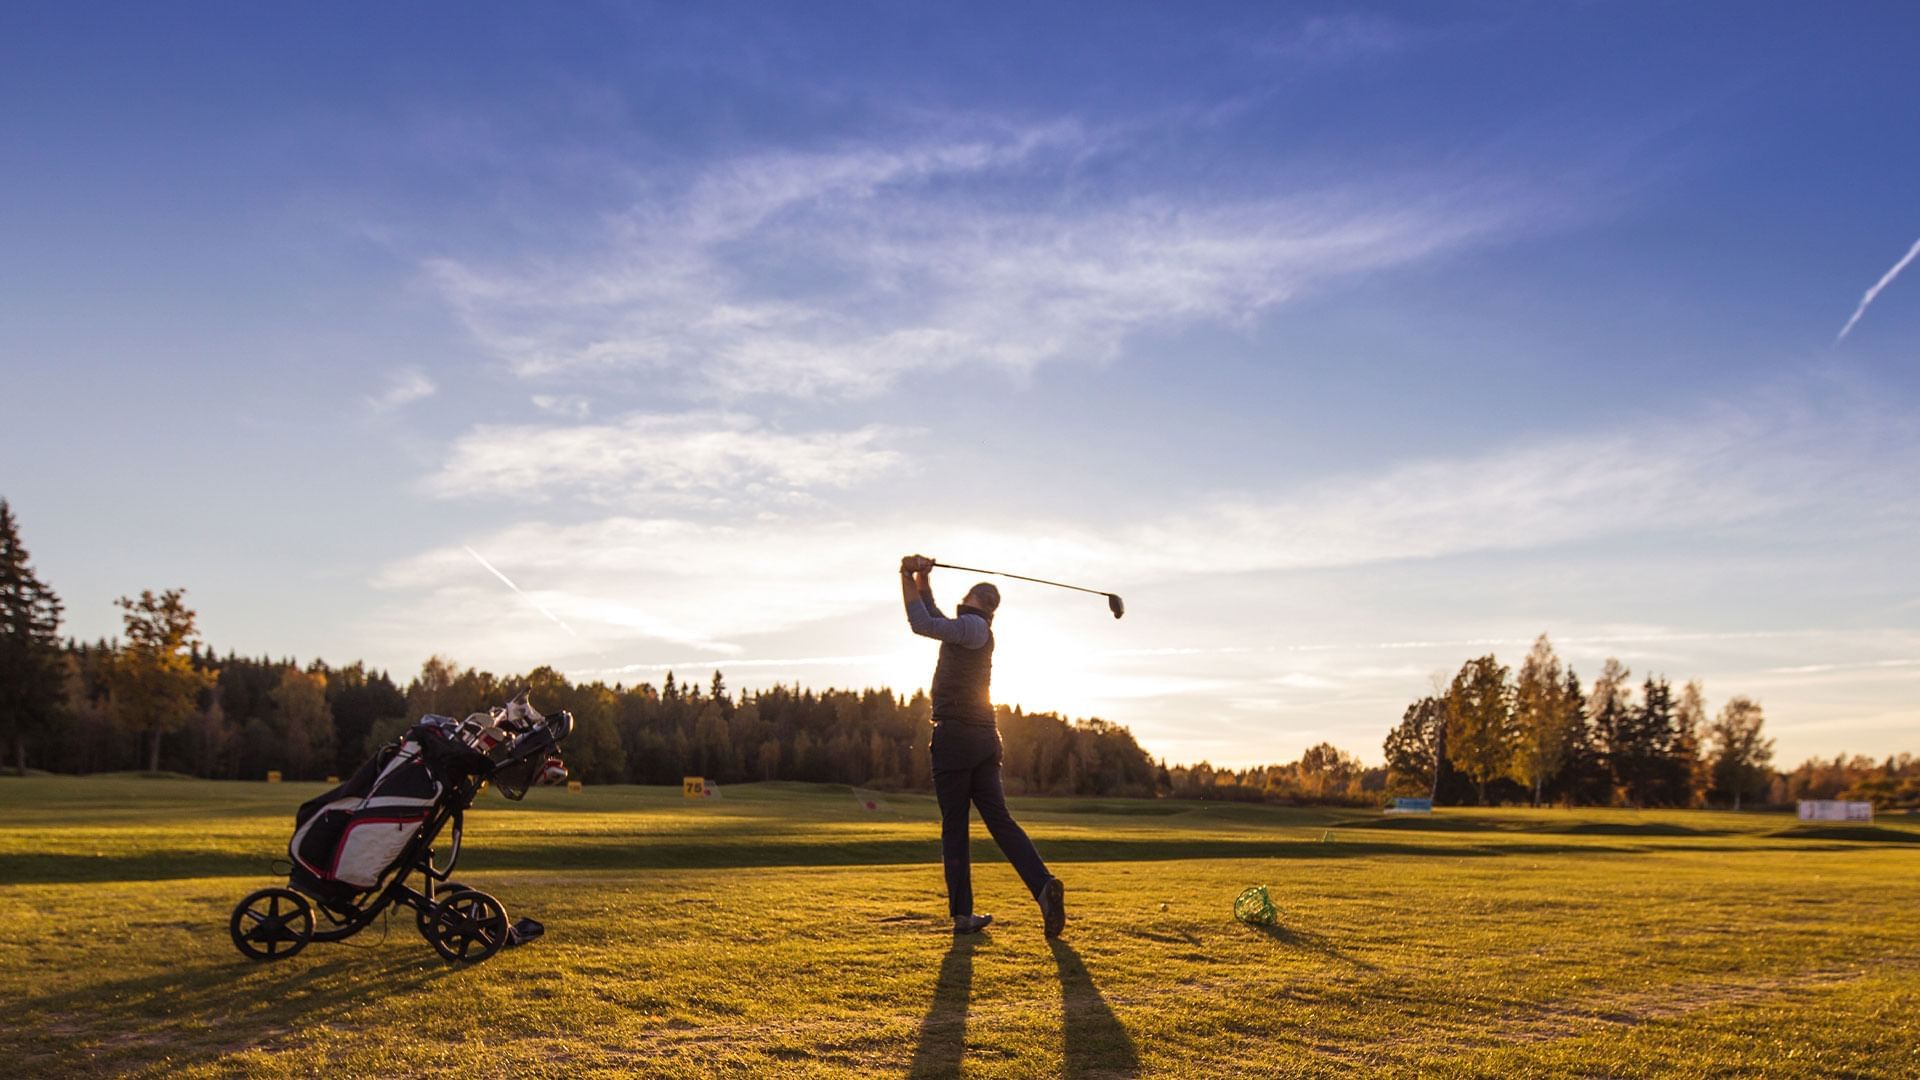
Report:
424,121,1529,399
1172,634,1789,657
569,653,896,679
914,394,1912,586
375,392,1916,658
424,412,907,507
1271,672,1341,690
1835,235,1920,344
530,394,591,419
1755,658,1919,677
1253,13,1416,66
368,367,437,411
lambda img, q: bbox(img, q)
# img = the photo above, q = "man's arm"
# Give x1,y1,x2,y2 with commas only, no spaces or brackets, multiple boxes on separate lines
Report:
900,556,988,648
914,568,941,617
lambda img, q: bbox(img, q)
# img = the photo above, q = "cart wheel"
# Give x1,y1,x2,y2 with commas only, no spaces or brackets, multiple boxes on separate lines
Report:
416,881,474,940
427,889,509,964
229,887,314,962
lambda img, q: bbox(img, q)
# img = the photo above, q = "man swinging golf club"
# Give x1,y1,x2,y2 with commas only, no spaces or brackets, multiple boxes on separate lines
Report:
900,554,1066,937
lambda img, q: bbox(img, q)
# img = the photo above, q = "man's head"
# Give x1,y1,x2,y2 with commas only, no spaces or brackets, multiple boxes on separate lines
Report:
961,582,1001,615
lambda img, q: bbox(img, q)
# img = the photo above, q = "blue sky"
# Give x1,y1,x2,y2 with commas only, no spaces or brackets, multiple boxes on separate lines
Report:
4,2,1917,767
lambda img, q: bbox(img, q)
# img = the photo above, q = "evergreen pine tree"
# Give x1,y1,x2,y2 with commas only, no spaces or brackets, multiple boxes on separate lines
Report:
1558,667,1605,804
1673,680,1708,807
0,500,65,774
1623,676,1677,807
1587,659,1634,805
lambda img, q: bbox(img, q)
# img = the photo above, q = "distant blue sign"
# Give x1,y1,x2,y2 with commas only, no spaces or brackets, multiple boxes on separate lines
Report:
1387,797,1433,814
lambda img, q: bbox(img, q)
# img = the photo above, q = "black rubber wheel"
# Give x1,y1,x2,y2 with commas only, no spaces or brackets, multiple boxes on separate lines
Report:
230,887,315,962
427,889,509,964
416,881,474,941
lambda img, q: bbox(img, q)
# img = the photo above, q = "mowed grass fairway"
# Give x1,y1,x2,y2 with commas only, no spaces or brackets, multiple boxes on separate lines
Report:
2,778,1917,1078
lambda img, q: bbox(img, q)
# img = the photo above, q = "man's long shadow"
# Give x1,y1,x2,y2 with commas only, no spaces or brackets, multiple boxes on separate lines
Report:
1052,939,1140,1079
908,936,1140,1079
907,935,979,1080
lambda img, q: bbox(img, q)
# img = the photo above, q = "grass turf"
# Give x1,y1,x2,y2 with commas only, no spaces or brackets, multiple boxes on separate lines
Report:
1,776,1915,1077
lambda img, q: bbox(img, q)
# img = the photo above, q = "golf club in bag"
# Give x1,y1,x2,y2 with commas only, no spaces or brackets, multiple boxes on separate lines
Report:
928,560,1125,619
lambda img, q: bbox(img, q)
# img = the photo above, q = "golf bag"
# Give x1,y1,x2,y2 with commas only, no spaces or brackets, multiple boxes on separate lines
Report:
230,694,571,964
288,717,479,904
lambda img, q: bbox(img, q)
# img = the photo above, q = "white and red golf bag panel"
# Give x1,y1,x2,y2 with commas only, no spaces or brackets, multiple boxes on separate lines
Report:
289,735,444,894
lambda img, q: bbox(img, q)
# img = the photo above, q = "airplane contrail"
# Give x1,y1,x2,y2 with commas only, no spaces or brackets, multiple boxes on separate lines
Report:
461,544,580,637
1835,235,1920,344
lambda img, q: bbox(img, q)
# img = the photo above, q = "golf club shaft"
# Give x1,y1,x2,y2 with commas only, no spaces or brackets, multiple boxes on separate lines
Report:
930,562,1112,598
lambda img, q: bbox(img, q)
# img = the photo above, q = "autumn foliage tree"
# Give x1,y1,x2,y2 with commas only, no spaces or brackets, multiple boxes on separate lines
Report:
1296,742,1362,799
269,666,335,780
1444,654,1514,805
1510,634,1576,806
108,589,216,773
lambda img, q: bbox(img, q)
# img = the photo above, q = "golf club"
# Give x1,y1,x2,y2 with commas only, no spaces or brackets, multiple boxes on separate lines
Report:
929,561,1125,619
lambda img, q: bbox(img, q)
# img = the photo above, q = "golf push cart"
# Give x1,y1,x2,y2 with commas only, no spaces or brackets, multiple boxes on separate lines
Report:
228,694,571,965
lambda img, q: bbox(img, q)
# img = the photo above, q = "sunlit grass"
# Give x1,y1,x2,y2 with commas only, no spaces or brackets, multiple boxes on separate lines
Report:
1,777,1916,1077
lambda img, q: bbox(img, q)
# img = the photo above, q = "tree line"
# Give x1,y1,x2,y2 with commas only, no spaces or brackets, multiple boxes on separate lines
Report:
48,623,1169,798
1167,634,1918,811
1164,744,1391,806
1378,634,1919,810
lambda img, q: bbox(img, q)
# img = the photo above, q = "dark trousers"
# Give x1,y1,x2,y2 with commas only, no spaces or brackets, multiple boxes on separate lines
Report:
931,721,1052,917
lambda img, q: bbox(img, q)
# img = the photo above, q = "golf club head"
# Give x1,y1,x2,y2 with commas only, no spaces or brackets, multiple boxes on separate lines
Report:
1107,594,1125,619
